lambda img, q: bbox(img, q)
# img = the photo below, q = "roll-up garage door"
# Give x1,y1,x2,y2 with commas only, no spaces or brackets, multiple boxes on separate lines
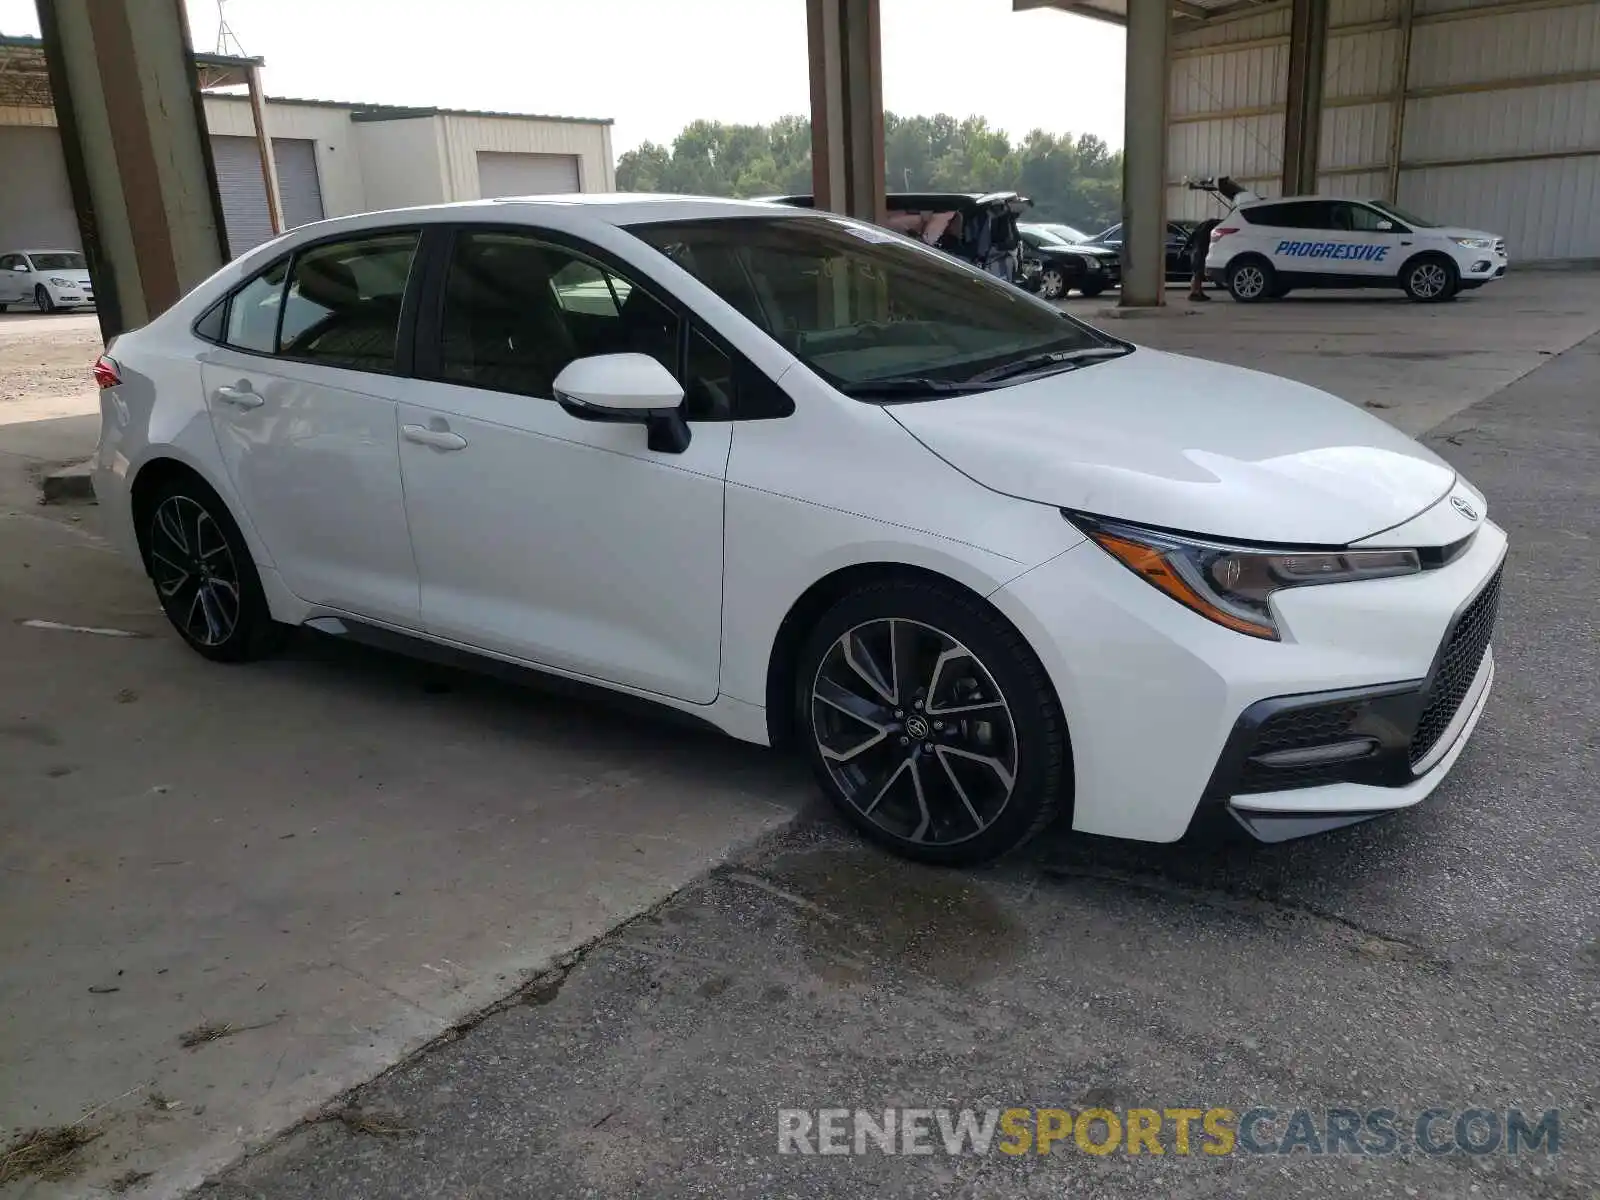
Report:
476,151,581,198
0,126,81,251
210,135,326,258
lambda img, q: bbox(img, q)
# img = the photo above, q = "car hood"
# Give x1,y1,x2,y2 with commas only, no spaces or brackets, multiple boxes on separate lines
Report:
1433,226,1499,242
888,348,1457,545
1044,243,1118,260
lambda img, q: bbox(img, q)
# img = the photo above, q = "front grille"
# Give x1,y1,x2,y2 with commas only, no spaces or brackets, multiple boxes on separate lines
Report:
1409,566,1502,766
1237,701,1363,793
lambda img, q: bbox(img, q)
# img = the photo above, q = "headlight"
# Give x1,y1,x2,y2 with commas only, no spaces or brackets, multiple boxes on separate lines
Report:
1081,256,1102,272
50,277,77,287
1066,512,1421,640
1449,237,1494,250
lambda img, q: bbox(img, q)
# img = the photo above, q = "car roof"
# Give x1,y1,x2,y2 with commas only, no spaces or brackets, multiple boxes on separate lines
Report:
10,249,83,255
1235,195,1384,206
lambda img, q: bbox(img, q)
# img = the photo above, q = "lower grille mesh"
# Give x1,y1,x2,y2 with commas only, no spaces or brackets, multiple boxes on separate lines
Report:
1409,566,1502,766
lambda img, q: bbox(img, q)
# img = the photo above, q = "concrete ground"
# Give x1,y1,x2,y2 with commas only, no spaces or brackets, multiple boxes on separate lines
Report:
1,279,1597,1199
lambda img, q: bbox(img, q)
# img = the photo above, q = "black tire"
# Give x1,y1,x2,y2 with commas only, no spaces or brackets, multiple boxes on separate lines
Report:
1226,256,1276,303
1037,266,1067,300
140,475,286,662
1078,280,1107,298
1401,255,1458,303
794,578,1069,866
35,285,55,314
0,303,8,312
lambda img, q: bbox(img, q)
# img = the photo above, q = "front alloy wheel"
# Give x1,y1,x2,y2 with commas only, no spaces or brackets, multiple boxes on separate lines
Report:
1403,257,1457,302
35,285,55,314
798,582,1068,865
1038,267,1066,300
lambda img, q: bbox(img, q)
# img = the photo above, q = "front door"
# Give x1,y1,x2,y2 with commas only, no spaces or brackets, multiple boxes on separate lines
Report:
396,228,730,704
0,256,27,304
201,230,423,627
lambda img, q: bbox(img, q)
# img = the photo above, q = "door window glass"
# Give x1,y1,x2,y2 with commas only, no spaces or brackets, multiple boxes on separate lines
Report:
278,232,419,372
436,231,678,399
1344,204,1395,233
224,259,289,354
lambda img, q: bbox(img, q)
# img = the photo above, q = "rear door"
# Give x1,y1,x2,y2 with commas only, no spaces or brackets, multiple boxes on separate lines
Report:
199,229,424,627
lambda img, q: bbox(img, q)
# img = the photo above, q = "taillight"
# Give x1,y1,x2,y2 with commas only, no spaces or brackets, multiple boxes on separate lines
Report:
92,354,121,390
1211,226,1239,241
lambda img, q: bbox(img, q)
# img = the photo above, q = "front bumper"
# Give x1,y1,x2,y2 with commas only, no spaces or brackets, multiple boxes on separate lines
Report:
988,515,1508,844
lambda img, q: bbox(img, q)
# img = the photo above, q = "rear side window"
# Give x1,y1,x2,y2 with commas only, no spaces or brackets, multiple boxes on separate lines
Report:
278,232,419,373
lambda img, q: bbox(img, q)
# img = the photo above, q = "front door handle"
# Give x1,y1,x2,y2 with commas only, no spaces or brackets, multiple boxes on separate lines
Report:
214,383,263,409
402,424,468,452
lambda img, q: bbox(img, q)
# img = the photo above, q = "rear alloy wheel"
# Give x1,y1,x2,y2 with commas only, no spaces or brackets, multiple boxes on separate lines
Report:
1402,256,1458,303
798,581,1067,865
1037,266,1067,300
1226,258,1275,303
144,480,285,662
35,285,55,314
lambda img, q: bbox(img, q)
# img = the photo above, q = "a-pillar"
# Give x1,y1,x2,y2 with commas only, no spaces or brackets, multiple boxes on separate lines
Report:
1282,0,1330,196
1120,0,1171,307
807,0,886,224
36,0,229,340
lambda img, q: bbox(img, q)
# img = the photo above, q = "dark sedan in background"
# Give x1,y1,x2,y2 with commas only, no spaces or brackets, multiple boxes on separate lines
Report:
1017,223,1120,298
1089,219,1200,282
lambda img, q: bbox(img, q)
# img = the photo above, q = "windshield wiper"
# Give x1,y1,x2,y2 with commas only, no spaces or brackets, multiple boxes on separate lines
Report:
966,345,1131,384
838,377,997,399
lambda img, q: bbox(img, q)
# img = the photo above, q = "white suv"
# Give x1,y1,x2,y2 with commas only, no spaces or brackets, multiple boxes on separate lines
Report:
1205,197,1506,303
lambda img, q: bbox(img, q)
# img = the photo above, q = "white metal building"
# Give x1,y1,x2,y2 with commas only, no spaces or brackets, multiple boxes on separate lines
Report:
0,35,615,260
1164,0,1600,260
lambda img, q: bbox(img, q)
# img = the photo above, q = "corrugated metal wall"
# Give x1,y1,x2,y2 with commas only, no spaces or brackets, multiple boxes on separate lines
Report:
1168,0,1600,258
1168,9,1292,219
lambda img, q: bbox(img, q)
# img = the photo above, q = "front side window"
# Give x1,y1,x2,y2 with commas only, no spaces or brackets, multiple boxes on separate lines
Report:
436,230,678,400
633,216,1111,393
1368,200,1432,229
1339,203,1396,233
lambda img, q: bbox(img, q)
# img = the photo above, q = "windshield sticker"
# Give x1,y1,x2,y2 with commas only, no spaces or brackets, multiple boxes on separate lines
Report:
1274,241,1390,262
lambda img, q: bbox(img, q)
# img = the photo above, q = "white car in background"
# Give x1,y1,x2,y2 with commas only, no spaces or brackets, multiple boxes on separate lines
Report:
1205,197,1507,302
0,249,95,312
90,196,1505,864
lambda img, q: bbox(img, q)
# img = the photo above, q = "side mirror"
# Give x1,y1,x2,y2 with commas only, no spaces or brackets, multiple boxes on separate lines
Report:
1375,220,1394,231
552,353,691,454
12,264,30,273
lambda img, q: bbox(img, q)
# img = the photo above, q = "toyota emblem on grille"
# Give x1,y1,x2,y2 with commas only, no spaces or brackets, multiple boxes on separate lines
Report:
1451,496,1479,521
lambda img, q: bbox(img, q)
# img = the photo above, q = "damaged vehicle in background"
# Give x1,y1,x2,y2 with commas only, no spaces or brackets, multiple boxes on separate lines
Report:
768,191,1033,284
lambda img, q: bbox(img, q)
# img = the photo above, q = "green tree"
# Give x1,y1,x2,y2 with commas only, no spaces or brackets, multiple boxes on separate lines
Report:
616,112,1122,232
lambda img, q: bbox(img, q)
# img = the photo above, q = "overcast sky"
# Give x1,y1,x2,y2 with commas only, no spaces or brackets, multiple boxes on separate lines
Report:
0,0,1124,152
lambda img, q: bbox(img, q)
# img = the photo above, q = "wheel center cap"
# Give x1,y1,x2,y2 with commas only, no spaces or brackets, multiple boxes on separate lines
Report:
904,714,930,740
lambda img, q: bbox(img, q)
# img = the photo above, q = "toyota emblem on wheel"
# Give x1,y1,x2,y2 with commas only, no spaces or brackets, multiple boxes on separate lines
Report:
1451,496,1479,521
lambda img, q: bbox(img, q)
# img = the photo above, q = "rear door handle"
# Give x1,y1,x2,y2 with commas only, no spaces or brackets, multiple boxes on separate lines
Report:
214,383,263,409
402,424,468,452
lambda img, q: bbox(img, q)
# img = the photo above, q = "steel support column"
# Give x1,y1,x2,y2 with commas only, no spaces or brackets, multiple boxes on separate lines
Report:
1282,0,1331,196
1120,0,1171,306
807,0,886,223
35,0,228,339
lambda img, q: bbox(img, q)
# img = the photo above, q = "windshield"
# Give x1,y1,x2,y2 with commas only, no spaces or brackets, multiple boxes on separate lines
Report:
633,216,1114,393
28,252,86,271
1368,201,1437,229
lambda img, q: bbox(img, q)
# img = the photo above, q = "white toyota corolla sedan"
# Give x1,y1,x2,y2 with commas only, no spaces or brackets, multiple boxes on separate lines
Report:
91,195,1505,864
